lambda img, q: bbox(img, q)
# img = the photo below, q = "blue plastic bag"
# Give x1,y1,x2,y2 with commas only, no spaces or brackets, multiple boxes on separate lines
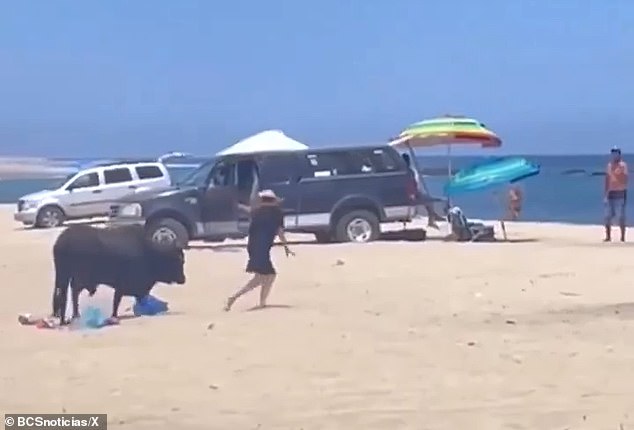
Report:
133,295,168,316
79,306,108,329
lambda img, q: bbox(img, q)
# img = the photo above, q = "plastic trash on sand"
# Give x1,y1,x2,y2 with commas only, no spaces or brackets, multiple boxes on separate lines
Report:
18,313,58,329
79,306,110,329
133,295,168,316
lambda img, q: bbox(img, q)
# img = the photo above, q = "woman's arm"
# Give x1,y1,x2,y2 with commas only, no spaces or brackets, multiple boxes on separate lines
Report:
277,227,294,256
277,213,295,257
277,227,287,244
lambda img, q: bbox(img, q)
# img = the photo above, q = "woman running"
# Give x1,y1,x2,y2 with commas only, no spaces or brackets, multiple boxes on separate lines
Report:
224,189,294,311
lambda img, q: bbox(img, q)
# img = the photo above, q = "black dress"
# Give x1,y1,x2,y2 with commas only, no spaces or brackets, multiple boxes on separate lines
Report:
245,205,284,275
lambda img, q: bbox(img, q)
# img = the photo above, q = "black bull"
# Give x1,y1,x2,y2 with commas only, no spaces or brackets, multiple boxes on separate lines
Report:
52,224,186,324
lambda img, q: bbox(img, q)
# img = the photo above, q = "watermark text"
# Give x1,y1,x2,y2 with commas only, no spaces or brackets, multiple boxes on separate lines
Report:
5,414,106,430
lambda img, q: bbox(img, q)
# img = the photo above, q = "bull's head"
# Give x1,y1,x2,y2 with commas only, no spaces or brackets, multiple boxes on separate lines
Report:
149,242,186,285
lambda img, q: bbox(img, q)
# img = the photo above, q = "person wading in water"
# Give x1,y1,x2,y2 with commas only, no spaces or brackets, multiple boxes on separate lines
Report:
507,186,523,221
224,189,294,311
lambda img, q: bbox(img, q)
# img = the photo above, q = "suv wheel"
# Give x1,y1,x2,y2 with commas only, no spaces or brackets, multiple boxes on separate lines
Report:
334,210,380,243
146,218,189,248
35,206,65,229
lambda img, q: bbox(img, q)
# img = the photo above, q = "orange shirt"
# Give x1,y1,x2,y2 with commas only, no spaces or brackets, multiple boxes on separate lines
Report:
606,161,628,192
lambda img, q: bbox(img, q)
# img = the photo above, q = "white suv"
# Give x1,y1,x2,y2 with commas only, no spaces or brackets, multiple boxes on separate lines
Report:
14,161,172,228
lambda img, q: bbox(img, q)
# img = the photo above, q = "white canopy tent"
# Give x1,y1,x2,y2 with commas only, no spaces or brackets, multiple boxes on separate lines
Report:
216,130,308,156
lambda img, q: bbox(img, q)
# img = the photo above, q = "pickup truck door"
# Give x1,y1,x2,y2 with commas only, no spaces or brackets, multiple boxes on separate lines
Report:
200,161,240,237
255,154,302,230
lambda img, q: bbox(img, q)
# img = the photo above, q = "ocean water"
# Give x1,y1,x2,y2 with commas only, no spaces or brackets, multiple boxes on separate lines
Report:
0,155,630,225
419,154,632,225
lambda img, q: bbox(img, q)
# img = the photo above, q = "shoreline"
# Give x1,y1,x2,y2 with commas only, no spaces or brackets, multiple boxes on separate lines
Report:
0,203,611,231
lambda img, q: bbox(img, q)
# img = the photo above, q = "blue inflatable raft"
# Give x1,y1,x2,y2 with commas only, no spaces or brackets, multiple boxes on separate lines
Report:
444,157,540,196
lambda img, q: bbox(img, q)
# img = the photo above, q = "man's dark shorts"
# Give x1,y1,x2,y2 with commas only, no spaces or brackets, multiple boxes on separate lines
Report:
605,190,627,222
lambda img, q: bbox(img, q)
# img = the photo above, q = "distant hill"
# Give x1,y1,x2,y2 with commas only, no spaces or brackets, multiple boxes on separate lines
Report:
0,157,76,180
0,154,208,180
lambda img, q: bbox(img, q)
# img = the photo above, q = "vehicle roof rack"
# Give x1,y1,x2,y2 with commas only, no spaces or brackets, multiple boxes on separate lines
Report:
158,152,193,162
92,159,158,167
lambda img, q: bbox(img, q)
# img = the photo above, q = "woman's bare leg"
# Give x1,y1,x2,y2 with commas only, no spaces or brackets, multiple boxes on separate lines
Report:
259,274,277,308
225,275,262,311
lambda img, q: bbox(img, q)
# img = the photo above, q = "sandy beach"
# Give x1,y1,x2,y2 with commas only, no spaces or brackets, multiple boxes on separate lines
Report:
1,204,633,429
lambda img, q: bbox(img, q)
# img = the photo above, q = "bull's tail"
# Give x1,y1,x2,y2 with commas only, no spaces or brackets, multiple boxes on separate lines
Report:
52,249,71,323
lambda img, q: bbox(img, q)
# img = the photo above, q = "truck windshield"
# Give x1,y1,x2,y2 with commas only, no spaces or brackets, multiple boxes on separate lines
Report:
178,160,215,187
54,173,77,189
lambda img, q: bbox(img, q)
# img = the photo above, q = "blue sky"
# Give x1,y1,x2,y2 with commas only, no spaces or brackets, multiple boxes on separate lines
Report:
0,0,631,157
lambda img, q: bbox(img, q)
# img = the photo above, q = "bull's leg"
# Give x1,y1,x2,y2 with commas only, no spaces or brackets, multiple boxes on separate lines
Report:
112,289,123,319
71,285,81,320
52,257,71,319
52,287,61,318
58,283,69,325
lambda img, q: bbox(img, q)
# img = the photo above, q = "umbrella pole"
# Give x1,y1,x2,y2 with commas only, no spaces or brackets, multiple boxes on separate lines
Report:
446,144,452,207
447,143,452,178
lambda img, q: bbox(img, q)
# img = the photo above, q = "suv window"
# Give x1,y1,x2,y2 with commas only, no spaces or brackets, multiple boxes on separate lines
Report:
104,167,133,184
135,165,164,179
259,155,294,183
305,152,357,177
306,149,399,177
67,172,99,189
361,148,399,173
210,162,236,187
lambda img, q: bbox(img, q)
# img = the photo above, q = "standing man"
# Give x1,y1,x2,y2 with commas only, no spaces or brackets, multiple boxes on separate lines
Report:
225,189,294,311
401,153,442,229
604,146,628,242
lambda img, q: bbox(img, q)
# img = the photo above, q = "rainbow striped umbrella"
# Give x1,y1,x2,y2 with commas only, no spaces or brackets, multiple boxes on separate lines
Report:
389,116,502,203
389,116,501,148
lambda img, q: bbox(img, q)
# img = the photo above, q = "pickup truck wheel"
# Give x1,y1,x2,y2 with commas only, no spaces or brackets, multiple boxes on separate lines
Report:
334,210,380,243
147,218,189,248
314,231,333,243
35,205,65,228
